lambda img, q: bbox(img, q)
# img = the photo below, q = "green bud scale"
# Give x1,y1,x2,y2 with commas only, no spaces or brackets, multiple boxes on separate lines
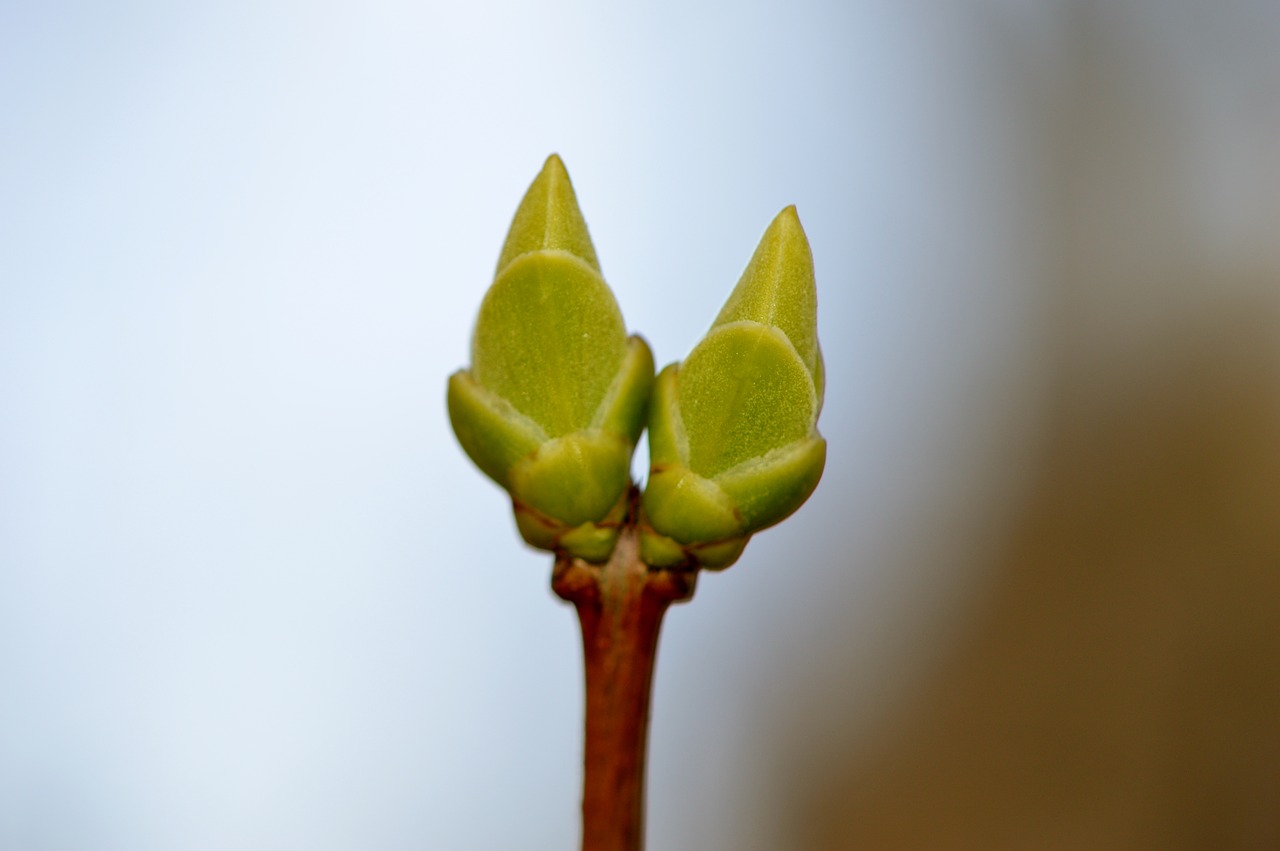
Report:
447,155,653,562
639,206,826,569
448,156,824,570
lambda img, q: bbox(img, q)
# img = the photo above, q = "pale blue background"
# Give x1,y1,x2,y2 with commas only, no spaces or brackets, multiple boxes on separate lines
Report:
3,2,1278,849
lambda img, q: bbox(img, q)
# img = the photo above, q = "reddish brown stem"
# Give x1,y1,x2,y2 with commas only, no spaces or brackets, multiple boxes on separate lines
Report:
552,505,696,851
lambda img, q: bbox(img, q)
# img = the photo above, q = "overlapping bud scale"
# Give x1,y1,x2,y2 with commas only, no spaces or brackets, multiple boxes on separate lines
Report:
449,157,824,570
447,155,653,562
638,206,826,569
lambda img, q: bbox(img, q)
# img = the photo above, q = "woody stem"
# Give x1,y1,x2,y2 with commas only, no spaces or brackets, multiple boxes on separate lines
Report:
551,491,697,851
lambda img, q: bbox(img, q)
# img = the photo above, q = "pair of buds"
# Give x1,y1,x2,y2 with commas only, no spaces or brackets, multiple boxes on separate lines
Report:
447,156,825,570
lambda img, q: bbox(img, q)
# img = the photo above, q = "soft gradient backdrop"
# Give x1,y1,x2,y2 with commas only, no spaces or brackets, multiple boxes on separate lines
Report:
4,2,1279,849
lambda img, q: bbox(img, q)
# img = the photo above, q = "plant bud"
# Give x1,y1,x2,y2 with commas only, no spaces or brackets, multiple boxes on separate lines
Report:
640,206,825,569
448,155,653,562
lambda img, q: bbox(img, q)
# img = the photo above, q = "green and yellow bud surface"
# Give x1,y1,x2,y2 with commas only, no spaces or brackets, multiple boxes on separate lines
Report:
640,206,826,569
448,155,653,562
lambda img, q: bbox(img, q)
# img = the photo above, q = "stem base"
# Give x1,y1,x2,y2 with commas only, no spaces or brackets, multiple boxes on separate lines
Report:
552,496,697,851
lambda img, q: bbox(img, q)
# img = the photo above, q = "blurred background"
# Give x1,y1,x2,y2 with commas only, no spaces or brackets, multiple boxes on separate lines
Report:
3,1,1278,848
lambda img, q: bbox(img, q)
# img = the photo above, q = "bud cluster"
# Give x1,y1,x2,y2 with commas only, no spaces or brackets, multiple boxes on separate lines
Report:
448,155,824,569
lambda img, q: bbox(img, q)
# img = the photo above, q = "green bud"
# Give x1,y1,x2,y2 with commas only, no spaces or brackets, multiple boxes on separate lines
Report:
448,155,654,562
640,206,826,569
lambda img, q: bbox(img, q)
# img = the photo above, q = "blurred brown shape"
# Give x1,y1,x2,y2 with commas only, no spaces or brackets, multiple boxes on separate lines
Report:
788,313,1280,850
770,5,1280,849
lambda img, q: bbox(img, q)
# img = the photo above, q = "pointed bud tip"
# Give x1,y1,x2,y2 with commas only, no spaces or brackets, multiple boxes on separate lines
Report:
537,153,572,190
750,205,810,270
532,152,571,198
708,202,819,385
496,153,601,275
770,204,804,236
